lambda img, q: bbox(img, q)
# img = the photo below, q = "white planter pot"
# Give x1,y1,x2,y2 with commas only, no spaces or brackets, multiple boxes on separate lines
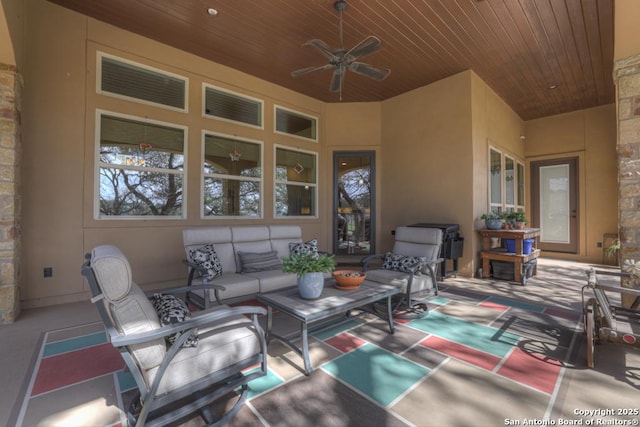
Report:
297,272,325,299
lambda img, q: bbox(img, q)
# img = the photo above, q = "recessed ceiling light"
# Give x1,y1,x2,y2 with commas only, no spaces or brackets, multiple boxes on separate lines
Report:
207,8,218,16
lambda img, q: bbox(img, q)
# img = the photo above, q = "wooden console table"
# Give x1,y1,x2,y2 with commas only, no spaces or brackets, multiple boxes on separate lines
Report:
478,228,541,284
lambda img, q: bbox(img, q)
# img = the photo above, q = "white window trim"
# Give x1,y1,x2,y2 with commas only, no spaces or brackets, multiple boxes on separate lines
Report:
202,83,264,130
94,109,188,220
201,130,264,220
273,105,319,143
96,51,189,113
489,146,503,213
273,144,319,219
516,160,525,211
488,145,525,214
504,154,516,212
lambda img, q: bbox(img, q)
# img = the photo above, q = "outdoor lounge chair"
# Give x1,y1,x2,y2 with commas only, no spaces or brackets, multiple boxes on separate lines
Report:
361,226,443,318
81,244,267,427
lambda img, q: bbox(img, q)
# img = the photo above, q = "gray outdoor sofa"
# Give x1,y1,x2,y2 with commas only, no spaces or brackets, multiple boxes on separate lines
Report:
182,225,308,307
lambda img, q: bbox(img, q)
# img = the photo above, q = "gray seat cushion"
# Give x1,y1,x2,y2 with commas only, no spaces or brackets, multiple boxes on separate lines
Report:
146,305,262,395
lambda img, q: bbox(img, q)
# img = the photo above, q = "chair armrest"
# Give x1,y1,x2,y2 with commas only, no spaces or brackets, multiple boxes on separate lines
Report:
110,305,267,347
361,254,385,271
148,283,226,297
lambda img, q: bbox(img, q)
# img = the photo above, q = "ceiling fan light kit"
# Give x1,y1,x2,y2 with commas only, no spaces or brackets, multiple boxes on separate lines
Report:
291,0,390,100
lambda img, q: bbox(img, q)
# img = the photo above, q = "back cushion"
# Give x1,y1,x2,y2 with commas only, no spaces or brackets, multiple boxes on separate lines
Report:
110,284,166,370
232,226,272,272
393,227,443,260
90,245,165,371
269,225,303,258
91,245,132,302
183,227,237,274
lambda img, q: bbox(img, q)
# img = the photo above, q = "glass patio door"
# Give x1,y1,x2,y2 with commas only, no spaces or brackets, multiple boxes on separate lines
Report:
333,151,375,256
531,157,578,253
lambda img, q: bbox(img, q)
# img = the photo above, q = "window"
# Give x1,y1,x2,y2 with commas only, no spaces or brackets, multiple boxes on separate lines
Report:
98,53,187,111
275,147,317,217
97,112,186,218
516,161,525,210
203,84,263,128
274,106,318,142
505,155,515,211
202,133,262,217
488,146,525,214
489,148,502,213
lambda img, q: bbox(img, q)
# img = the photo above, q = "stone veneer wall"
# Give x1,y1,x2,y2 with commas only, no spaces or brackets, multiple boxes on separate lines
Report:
614,53,640,308
0,64,21,323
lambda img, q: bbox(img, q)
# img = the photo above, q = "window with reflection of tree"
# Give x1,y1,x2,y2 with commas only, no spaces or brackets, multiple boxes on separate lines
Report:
98,114,185,218
203,133,262,217
275,147,317,217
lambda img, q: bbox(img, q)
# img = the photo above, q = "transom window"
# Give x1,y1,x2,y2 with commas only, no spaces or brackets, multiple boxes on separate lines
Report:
98,53,187,111
274,106,318,142
203,84,263,128
275,146,317,217
97,112,186,218
202,133,262,218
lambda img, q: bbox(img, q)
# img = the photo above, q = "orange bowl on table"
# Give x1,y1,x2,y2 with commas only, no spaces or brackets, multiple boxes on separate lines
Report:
333,270,366,289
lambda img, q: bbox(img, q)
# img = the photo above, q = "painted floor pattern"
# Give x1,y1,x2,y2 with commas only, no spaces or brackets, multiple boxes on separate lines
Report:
13,288,582,426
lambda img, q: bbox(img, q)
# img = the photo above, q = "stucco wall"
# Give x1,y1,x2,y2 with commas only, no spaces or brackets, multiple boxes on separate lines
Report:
524,104,618,263
20,0,326,307
380,72,475,274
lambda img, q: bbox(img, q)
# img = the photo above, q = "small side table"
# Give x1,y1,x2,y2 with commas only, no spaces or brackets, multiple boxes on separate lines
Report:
478,228,541,284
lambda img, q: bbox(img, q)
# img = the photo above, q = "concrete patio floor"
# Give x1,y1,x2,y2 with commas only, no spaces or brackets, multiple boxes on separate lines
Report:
1,257,639,426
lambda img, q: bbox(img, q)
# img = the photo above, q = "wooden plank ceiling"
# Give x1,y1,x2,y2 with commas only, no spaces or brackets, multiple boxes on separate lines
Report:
47,0,614,120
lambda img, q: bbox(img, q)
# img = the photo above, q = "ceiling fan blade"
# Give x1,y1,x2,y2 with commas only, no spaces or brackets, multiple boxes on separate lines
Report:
346,36,381,60
330,68,344,93
304,39,337,60
349,62,391,81
291,63,334,77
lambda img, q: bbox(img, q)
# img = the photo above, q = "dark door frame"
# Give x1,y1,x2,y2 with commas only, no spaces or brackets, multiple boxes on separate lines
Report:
332,151,376,256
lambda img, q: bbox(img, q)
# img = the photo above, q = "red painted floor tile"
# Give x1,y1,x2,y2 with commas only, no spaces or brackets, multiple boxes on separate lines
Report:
497,346,562,394
32,343,124,396
421,335,502,371
479,301,509,311
325,332,367,353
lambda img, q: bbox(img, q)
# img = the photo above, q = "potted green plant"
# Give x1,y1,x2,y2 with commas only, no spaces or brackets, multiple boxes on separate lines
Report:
282,252,336,299
513,211,527,229
481,212,505,230
503,211,527,229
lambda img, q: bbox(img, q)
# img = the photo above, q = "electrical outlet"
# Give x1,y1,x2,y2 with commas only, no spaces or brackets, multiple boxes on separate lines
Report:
43,267,53,278
597,242,603,248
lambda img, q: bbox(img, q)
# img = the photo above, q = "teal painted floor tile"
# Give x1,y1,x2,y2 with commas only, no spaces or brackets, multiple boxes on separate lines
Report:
245,368,284,400
43,332,108,357
429,296,450,306
311,319,361,340
116,370,137,393
486,296,545,313
322,343,430,407
408,311,520,357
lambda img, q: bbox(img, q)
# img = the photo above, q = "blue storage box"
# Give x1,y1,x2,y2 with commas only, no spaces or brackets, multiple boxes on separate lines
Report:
504,238,534,254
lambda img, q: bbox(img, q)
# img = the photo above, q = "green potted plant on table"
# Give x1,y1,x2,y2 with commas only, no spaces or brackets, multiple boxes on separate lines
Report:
481,212,505,230
282,252,336,299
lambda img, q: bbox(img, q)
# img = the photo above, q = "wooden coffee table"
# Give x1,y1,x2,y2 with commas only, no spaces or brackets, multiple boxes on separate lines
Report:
256,279,400,375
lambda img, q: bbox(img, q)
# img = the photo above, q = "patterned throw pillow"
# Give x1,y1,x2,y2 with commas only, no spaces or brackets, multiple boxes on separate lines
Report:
151,294,199,348
382,252,427,274
189,244,223,280
238,250,282,273
289,239,319,259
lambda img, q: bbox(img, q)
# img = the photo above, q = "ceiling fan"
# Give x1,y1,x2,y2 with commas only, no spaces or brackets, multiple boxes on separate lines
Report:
291,0,390,99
